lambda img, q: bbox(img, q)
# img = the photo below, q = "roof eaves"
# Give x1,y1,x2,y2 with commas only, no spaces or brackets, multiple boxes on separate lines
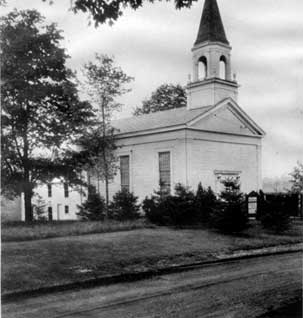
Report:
214,98,266,136
187,98,265,137
114,123,187,139
224,99,266,136
188,127,264,139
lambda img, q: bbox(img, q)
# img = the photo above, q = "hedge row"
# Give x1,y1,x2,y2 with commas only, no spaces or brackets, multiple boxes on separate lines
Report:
143,180,249,234
78,182,294,234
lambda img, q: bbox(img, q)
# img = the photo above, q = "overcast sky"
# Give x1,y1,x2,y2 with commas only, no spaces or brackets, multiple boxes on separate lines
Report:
2,0,303,178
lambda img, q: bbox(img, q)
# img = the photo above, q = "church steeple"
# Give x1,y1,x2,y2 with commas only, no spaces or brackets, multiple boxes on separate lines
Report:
187,0,239,110
194,0,229,46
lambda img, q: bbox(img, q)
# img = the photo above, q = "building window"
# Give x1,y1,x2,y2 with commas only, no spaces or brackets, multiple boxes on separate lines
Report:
219,55,227,80
198,56,207,80
159,151,171,194
120,155,130,191
64,205,69,214
48,206,53,221
64,183,69,198
47,184,52,198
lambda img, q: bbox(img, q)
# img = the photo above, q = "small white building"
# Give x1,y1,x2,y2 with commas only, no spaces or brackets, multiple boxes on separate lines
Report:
93,0,265,202
28,181,86,221
2,181,86,222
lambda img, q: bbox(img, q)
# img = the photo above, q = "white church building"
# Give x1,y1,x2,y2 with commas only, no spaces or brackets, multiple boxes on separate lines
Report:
93,0,265,202
3,0,265,222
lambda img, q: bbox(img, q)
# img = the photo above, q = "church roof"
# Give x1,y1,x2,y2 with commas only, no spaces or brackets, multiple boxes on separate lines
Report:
194,0,229,46
113,106,213,135
112,98,265,137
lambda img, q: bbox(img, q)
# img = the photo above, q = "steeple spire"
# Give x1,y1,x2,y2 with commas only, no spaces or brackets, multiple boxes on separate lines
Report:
194,0,229,46
187,0,238,110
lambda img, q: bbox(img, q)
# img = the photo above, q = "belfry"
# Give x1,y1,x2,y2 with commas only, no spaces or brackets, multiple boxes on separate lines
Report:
187,0,239,109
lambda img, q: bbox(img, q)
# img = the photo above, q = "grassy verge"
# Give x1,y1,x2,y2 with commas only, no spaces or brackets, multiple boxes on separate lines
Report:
1,219,152,242
2,221,302,295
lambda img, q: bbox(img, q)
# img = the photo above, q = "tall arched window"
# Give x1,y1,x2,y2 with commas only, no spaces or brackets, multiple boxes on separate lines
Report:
198,56,207,80
219,55,227,79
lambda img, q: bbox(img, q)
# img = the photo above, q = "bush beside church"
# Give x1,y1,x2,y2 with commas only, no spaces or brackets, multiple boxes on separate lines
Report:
77,179,295,234
143,179,249,234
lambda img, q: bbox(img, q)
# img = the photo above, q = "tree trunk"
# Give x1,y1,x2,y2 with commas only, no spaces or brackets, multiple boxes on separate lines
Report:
102,146,109,214
97,171,100,195
23,120,33,222
101,99,109,216
24,183,33,222
105,171,109,208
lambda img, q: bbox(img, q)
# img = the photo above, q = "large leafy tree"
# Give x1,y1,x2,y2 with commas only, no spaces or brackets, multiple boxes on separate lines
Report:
1,0,198,26
81,54,133,209
289,161,303,193
133,84,186,116
40,0,198,26
1,9,95,221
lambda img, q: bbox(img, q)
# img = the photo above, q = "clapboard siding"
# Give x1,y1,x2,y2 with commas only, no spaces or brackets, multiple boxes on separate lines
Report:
187,138,260,193
94,128,261,202
96,136,187,201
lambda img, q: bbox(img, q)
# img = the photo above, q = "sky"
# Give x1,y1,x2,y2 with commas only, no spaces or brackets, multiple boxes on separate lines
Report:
2,0,303,179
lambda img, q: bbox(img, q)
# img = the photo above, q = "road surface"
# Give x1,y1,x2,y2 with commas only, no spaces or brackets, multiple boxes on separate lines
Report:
2,252,302,318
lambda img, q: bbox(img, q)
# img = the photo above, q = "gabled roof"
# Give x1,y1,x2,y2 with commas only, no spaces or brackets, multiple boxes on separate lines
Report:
194,0,229,46
113,106,213,135
188,98,266,136
112,98,265,138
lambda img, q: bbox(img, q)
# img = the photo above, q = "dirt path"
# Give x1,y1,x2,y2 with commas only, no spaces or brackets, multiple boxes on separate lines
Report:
3,251,302,318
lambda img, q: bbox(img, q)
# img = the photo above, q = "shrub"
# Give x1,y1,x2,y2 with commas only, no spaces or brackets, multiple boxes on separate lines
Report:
210,178,248,233
259,192,300,217
77,186,105,221
143,187,175,226
143,183,198,226
169,184,196,226
195,183,217,222
210,201,248,233
143,190,169,225
108,188,140,221
256,190,265,220
259,196,291,233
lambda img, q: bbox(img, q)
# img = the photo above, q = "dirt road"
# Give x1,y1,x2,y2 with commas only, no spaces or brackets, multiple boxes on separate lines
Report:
3,252,302,318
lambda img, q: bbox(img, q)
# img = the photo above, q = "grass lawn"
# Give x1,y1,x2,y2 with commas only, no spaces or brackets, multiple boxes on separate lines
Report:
1,219,151,242
2,220,302,295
